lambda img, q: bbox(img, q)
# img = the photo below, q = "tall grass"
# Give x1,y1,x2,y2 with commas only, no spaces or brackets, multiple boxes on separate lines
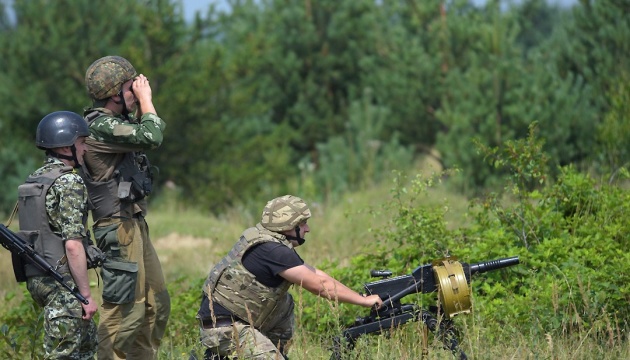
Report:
2,166,629,359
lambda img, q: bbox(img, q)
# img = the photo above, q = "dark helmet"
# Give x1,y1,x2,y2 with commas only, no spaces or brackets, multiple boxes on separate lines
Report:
85,55,137,100
261,195,311,232
36,111,90,150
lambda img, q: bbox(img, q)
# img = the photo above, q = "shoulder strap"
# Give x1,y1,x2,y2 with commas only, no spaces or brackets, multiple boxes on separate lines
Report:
84,108,107,124
5,202,18,227
26,166,74,185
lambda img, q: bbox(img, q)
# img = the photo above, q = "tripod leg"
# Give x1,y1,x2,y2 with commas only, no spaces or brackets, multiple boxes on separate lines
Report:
421,309,468,360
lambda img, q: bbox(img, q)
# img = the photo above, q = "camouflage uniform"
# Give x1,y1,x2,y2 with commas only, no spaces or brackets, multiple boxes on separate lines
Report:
82,107,170,360
199,316,294,360
199,224,300,359
25,158,98,359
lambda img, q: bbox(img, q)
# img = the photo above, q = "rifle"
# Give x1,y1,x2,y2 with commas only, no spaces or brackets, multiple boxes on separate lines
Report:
331,256,520,359
0,224,89,305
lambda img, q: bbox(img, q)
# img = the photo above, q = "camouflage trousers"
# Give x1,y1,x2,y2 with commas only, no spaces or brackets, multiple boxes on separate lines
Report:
27,276,97,360
199,314,294,360
94,216,171,360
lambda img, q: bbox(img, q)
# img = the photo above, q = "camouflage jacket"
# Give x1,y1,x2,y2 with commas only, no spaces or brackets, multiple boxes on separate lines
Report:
204,224,294,331
18,158,88,276
82,107,166,219
31,158,88,241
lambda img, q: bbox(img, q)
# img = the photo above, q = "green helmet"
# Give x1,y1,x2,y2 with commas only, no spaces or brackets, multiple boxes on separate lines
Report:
261,195,311,232
85,55,137,100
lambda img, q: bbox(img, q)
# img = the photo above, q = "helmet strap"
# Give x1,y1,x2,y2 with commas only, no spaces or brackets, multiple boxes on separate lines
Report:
285,226,306,245
45,145,80,168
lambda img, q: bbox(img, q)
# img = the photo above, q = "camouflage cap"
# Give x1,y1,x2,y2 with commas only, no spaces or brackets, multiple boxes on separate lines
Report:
85,56,137,100
261,195,311,232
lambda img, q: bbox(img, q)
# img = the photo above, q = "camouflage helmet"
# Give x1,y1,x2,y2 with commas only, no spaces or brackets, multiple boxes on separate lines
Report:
85,55,137,100
36,111,90,150
261,195,311,232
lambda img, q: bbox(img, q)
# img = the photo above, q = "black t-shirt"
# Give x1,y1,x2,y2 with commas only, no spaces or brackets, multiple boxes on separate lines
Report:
197,241,304,320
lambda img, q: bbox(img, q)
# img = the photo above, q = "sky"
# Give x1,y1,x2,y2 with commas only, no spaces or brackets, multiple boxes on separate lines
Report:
181,0,227,21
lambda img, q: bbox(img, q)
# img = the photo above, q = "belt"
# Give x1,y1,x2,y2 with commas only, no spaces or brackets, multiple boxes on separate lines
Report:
200,317,234,329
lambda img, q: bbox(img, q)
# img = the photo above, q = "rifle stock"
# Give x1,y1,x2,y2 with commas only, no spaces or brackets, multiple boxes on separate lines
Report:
0,224,89,305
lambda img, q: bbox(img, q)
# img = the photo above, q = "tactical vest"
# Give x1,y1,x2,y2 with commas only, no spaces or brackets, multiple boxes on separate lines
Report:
203,224,293,331
17,167,90,277
83,109,153,221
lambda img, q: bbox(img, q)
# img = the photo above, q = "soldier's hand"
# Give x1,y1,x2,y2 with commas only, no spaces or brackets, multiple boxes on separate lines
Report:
131,74,152,105
362,294,383,309
131,74,157,116
81,295,98,320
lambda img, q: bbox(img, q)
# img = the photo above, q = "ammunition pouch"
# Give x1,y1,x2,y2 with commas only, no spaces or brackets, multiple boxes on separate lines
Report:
11,252,27,283
101,259,138,304
12,230,38,282
116,153,154,203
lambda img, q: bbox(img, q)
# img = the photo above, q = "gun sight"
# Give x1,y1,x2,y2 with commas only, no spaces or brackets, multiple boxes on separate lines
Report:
370,270,393,278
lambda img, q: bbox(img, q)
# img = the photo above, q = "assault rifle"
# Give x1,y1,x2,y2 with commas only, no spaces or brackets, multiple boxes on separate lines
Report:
0,224,89,305
331,256,520,359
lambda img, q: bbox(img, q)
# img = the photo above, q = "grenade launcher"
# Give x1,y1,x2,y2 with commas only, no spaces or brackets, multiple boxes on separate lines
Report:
331,256,520,360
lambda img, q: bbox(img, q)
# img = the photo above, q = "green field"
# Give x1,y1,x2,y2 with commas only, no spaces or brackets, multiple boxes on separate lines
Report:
2,169,629,359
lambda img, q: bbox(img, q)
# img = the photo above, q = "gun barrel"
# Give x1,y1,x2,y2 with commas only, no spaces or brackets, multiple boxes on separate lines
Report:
469,256,519,276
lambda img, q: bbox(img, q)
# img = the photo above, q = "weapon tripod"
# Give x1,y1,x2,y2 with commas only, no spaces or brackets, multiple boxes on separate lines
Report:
330,304,467,360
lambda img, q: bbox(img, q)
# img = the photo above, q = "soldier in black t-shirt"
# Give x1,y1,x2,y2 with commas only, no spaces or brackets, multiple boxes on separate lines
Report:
198,241,305,320
194,195,383,360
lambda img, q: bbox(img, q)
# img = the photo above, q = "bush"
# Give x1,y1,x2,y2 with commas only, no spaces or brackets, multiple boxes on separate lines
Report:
308,126,630,350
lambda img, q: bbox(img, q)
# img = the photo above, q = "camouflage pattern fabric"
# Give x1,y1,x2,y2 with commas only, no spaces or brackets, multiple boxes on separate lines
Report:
83,108,166,218
205,225,294,330
24,158,96,359
87,110,165,149
27,276,97,359
85,56,137,100
199,316,294,360
199,294,294,360
260,195,311,232
31,158,88,240
82,98,169,359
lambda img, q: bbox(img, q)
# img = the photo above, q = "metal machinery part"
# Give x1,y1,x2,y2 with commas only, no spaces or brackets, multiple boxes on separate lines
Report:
432,257,472,318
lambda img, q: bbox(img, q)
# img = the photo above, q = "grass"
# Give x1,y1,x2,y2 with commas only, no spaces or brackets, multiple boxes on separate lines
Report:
2,169,629,359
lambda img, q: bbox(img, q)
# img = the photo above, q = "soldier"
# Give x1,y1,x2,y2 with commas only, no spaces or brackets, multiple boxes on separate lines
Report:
196,195,383,359
18,111,98,358
82,55,170,360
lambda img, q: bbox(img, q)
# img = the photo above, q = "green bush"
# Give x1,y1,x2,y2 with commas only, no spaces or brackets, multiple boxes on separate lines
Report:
0,288,44,358
307,126,630,349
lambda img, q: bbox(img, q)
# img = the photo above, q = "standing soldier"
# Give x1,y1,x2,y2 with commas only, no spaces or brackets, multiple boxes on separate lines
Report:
18,111,98,358
82,55,170,360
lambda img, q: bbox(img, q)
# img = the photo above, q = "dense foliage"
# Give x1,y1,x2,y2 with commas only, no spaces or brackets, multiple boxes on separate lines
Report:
1,0,629,357
0,0,629,215
302,127,629,354
3,125,628,358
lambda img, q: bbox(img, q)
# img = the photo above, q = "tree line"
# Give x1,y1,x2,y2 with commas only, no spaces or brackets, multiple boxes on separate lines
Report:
0,0,628,215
